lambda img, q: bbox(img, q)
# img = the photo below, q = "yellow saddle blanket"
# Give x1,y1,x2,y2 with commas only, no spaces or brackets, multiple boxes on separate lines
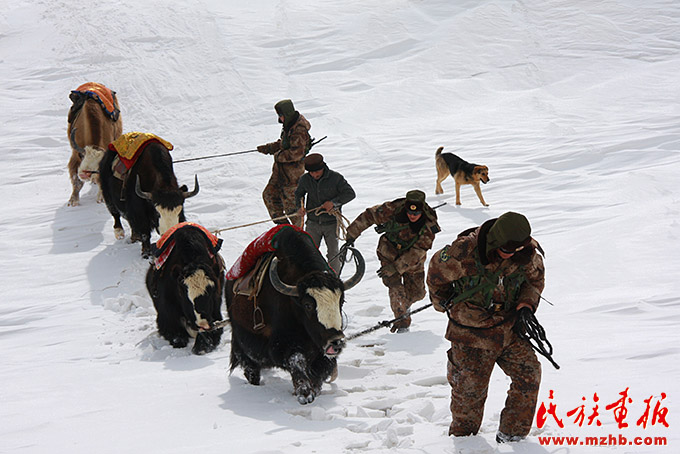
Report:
109,132,174,167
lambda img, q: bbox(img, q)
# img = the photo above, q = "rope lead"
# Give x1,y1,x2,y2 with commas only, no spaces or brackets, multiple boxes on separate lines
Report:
514,308,560,369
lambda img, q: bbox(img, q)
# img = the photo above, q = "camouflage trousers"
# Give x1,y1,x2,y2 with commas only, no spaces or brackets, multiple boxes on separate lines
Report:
380,270,426,330
446,329,541,437
262,181,302,227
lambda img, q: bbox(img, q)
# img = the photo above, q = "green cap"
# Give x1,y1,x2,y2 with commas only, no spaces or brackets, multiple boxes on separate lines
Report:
405,190,426,204
404,190,426,214
486,212,531,251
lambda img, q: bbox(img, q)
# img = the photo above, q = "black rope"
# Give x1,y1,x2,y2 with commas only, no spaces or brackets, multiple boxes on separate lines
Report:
309,135,327,148
514,309,560,369
173,136,328,164
173,148,258,163
330,242,353,276
345,302,433,341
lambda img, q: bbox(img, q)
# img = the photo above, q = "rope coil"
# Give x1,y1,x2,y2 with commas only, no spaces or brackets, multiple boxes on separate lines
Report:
514,308,560,369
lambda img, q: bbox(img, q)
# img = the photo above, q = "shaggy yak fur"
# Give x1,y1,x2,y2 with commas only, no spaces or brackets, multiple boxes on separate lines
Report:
99,140,198,257
225,227,361,405
146,225,225,355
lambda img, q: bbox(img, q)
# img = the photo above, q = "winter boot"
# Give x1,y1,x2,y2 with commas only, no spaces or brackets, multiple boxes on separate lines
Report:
496,431,525,443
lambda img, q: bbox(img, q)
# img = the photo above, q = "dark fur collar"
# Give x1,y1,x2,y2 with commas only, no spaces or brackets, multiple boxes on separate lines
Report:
283,111,300,131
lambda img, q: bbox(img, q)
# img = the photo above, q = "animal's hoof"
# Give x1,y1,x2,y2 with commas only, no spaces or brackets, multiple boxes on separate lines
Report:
297,393,315,405
192,333,219,355
295,385,316,404
170,336,189,348
244,367,261,385
192,343,214,355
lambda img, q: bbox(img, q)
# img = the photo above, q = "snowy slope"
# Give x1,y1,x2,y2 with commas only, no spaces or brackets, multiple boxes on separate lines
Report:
1,1,679,453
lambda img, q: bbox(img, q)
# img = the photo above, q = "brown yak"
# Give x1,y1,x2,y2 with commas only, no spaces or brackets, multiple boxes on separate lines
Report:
67,82,122,206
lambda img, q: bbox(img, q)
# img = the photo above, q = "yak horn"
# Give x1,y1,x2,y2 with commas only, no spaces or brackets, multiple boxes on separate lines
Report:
269,257,299,296
183,175,200,199
69,127,86,157
135,176,153,201
341,247,366,291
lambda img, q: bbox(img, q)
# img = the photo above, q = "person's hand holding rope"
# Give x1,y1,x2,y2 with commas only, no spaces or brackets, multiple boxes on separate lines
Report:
308,203,351,242
318,201,334,213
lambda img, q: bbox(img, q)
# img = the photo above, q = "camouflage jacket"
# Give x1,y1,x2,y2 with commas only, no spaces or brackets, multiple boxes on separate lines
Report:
259,114,311,186
427,220,545,335
346,198,440,275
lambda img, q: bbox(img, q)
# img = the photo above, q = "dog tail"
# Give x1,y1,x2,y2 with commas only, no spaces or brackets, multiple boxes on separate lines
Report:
435,146,444,157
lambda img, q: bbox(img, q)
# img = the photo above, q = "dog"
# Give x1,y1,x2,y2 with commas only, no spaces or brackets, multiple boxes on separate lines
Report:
435,147,490,206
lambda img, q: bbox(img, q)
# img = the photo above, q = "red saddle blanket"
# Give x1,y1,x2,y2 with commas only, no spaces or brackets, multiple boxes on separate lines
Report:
225,224,309,280
70,82,119,121
152,222,222,270
108,132,174,170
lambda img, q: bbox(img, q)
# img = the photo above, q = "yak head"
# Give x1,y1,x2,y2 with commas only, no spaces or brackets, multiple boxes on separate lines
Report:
69,127,105,182
268,248,365,358
135,175,199,235
180,263,222,334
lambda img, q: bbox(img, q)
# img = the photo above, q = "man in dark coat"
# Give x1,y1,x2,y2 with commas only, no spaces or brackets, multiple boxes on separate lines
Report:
258,99,311,227
295,153,355,273
345,190,440,333
426,211,545,442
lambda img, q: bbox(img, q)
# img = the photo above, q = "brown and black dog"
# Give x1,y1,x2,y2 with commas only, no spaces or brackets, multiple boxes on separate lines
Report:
435,147,490,206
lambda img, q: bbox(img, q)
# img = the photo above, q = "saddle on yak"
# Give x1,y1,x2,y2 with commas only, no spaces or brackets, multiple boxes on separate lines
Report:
226,224,312,299
151,222,222,271
68,82,120,123
109,131,174,176
108,132,174,200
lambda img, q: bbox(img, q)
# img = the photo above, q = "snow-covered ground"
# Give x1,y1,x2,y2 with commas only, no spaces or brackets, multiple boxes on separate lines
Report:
1,1,678,453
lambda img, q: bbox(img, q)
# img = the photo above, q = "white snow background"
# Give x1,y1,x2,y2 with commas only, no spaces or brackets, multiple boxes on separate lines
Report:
1,1,679,453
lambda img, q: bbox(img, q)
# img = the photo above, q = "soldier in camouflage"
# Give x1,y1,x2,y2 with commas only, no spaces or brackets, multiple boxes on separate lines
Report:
426,211,545,442
345,190,440,333
257,99,311,227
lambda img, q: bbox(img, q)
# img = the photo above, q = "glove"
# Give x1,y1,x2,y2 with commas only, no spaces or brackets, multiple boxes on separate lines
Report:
257,145,269,154
343,236,355,248
376,263,397,278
